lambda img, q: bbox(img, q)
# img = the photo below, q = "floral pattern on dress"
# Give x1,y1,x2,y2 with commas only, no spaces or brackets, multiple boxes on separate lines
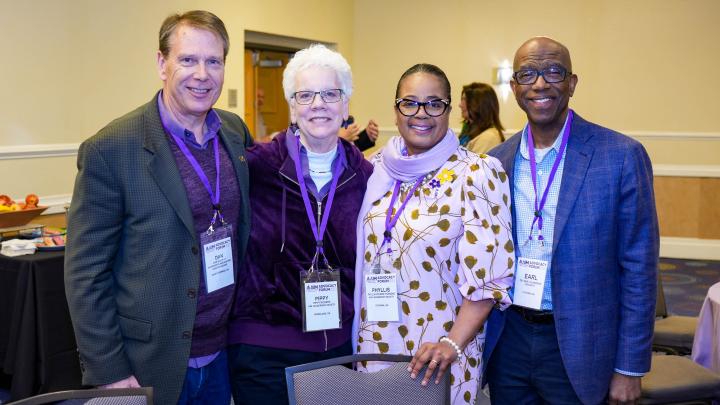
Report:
356,148,514,405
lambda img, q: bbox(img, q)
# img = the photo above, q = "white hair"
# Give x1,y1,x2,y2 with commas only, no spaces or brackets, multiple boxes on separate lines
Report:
282,44,353,101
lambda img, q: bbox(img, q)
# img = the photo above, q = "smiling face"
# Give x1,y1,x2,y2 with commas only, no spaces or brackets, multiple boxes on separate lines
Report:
290,66,349,152
395,72,451,156
157,24,225,126
511,37,577,137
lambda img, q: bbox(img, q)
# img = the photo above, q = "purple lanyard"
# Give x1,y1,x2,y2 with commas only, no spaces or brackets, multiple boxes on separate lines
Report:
526,109,573,241
293,135,341,261
381,177,424,253
166,125,224,228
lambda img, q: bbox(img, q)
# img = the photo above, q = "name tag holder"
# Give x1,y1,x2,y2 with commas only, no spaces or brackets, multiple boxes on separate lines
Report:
363,253,400,322
201,210,235,294
512,256,548,310
301,251,342,332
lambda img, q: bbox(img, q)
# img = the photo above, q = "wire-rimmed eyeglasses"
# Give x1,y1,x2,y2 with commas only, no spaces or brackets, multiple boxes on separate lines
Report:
292,89,344,105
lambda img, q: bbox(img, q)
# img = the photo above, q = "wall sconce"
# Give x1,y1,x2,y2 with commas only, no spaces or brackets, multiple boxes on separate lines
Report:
493,66,513,86
493,61,513,102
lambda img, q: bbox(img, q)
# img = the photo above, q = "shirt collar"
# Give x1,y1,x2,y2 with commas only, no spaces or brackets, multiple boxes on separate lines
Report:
157,91,222,150
519,113,570,161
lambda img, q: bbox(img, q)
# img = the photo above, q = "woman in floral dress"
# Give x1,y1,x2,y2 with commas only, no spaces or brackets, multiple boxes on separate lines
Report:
352,64,514,405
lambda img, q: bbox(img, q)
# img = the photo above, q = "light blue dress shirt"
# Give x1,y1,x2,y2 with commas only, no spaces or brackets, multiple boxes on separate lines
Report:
512,115,569,311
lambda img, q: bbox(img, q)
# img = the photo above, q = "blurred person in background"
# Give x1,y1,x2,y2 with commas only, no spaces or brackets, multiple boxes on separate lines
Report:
338,115,380,151
458,82,505,154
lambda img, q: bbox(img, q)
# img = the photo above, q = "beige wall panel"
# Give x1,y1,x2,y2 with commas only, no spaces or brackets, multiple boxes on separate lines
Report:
642,139,720,166
351,0,720,139
654,176,720,240
655,177,700,238
699,178,720,240
0,156,77,199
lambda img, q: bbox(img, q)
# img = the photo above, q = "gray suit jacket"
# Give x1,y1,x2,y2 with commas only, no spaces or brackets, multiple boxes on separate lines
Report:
64,93,252,404
483,113,659,404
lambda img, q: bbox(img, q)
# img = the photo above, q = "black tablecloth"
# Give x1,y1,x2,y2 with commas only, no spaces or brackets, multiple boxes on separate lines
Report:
0,251,82,401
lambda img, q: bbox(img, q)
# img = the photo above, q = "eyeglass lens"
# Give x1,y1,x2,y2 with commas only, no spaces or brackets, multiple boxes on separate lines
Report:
513,67,568,85
294,89,343,105
396,99,448,117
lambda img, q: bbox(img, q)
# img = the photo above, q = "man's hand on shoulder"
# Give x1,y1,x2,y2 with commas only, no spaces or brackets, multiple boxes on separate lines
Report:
100,375,141,389
608,373,641,404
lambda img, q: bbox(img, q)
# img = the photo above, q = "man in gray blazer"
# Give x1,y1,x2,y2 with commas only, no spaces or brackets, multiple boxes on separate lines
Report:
65,10,251,404
483,37,658,404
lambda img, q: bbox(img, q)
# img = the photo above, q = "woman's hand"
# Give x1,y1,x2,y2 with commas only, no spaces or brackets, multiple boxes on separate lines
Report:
338,123,361,142
365,119,379,141
407,340,458,386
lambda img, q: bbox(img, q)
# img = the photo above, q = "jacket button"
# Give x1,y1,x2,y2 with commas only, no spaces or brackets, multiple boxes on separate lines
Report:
191,246,199,255
182,331,192,339
187,288,197,299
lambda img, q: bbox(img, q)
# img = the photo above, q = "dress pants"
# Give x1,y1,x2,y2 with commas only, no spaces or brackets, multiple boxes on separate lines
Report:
228,341,352,405
177,350,230,405
486,308,582,405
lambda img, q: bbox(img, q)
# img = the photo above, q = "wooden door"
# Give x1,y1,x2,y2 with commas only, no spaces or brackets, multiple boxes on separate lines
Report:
243,49,291,142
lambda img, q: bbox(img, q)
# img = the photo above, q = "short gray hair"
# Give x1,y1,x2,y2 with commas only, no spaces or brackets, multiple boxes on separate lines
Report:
282,44,353,101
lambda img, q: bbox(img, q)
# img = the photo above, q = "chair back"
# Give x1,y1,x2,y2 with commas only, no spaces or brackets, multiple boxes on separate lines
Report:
656,276,668,318
286,353,450,405
641,355,720,404
6,387,153,405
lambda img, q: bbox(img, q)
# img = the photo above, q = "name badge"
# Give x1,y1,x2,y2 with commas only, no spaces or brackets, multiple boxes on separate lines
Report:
200,224,235,294
513,257,548,310
364,272,400,322
301,270,341,332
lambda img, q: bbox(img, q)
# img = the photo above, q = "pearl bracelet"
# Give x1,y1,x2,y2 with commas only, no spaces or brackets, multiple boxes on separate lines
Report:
440,336,462,360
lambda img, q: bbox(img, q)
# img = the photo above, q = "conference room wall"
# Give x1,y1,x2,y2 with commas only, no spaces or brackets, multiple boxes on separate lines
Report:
349,0,719,164
0,0,354,207
2,0,718,257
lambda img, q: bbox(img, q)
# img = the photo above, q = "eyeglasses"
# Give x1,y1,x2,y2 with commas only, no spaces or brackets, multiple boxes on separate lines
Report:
395,98,450,117
292,89,344,105
513,66,570,85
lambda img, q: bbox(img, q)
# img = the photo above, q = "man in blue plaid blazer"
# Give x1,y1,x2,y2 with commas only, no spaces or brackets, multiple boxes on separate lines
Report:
483,37,659,405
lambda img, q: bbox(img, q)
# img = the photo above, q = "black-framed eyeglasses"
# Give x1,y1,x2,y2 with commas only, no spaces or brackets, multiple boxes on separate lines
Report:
513,66,571,85
292,89,344,105
395,98,450,117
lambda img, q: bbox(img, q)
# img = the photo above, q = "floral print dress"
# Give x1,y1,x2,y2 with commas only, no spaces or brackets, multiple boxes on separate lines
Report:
356,148,514,405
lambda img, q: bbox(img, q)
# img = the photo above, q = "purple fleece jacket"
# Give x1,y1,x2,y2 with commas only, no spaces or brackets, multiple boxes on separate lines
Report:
228,130,373,352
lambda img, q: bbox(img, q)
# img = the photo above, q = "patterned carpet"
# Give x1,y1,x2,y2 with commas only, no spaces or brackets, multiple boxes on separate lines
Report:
659,257,720,317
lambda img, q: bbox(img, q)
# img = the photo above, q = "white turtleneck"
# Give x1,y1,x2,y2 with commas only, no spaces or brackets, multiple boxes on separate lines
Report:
306,147,338,190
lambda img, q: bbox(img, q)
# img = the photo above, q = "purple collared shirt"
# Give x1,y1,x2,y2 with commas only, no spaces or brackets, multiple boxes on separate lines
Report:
157,93,233,369
157,92,222,150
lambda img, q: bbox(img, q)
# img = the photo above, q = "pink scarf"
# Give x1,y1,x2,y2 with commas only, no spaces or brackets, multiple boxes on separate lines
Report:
351,129,460,348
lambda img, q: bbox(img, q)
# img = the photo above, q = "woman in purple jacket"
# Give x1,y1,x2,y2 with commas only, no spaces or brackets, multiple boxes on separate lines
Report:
227,44,373,404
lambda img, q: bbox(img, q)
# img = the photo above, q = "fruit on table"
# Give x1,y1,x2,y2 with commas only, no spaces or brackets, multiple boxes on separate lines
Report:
25,194,39,209
0,194,41,211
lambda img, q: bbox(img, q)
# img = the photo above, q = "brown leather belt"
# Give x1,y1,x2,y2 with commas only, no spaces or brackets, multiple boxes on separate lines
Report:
511,305,555,324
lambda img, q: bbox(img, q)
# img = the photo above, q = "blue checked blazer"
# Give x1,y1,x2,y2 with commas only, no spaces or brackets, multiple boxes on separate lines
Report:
483,113,659,404
64,93,252,405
